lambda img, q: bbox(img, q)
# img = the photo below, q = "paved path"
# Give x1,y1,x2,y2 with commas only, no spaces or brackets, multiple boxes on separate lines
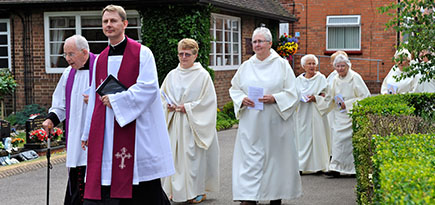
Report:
0,128,356,205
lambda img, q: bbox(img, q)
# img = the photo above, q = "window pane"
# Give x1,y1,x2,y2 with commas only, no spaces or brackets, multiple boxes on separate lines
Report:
0,23,6,32
125,28,140,40
225,19,231,30
224,55,231,66
210,43,215,53
216,18,223,30
0,47,7,56
209,54,215,66
232,21,238,31
216,42,222,54
50,17,75,28
0,35,7,44
50,30,75,42
50,42,64,55
225,31,230,42
50,56,68,68
127,17,139,26
233,43,239,54
81,16,101,28
233,55,239,65
210,29,214,39
233,32,239,43
216,55,223,66
89,42,109,54
82,29,106,41
0,59,7,68
216,30,223,41
225,43,230,53
328,27,359,49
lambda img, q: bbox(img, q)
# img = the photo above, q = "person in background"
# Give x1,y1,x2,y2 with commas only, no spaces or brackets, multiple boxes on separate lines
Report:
229,27,302,205
326,54,370,177
413,50,434,93
80,5,174,204
295,54,331,174
381,49,419,94
160,38,219,204
43,34,96,205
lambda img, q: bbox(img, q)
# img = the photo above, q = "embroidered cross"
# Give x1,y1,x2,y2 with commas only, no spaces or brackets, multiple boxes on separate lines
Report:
115,147,132,169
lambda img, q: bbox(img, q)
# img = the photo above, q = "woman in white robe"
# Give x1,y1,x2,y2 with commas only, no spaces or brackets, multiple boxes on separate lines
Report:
295,54,331,173
229,27,302,205
328,54,371,176
381,49,419,94
161,38,219,203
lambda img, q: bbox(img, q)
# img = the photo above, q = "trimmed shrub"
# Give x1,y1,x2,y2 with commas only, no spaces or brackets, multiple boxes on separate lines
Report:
372,134,435,204
351,93,435,204
216,101,238,131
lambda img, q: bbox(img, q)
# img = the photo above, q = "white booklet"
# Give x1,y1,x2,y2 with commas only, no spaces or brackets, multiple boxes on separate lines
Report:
248,86,264,110
387,84,398,94
161,90,173,105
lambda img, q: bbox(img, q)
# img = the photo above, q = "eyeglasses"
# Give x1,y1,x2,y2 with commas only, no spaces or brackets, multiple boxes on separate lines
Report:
178,52,193,58
252,40,269,45
63,52,76,58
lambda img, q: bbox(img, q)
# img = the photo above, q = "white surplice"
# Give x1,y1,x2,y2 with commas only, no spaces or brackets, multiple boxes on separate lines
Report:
50,67,88,168
295,72,331,172
381,66,419,94
326,70,338,153
414,63,435,93
160,63,220,202
329,69,370,174
230,49,302,201
82,46,175,185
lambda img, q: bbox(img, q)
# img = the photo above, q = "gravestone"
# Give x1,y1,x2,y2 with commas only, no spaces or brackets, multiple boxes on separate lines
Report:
24,115,46,149
0,120,10,139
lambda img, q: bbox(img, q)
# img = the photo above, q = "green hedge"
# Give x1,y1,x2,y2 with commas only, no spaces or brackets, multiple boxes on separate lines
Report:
216,101,238,131
372,133,435,204
350,93,435,204
140,4,214,84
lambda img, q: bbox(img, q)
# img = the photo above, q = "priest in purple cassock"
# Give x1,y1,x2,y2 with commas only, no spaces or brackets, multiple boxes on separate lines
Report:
80,5,174,205
43,34,96,205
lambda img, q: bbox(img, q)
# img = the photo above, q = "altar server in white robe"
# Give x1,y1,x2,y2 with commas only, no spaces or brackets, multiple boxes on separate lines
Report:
412,50,435,93
81,5,174,204
296,54,331,173
381,49,420,94
161,38,219,203
230,27,302,205
43,35,95,205
327,54,370,176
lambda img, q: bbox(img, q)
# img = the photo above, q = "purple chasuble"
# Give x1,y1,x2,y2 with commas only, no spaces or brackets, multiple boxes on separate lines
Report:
84,37,140,200
65,52,96,149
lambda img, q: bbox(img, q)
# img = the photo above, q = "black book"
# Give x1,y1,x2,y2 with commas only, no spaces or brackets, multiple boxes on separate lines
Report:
96,74,127,96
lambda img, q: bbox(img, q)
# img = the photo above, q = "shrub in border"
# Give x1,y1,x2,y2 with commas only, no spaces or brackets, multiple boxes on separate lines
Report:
350,93,435,204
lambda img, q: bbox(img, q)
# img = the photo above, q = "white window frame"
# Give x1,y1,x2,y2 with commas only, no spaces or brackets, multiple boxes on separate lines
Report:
44,10,141,73
326,15,361,51
0,19,11,69
210,13,241,71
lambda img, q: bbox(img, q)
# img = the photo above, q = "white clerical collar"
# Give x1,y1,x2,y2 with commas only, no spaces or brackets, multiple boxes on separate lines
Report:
110,36,126,47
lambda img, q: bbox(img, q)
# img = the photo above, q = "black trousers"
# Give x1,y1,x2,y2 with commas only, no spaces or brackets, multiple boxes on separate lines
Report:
64,166,86,205
83,179,170,205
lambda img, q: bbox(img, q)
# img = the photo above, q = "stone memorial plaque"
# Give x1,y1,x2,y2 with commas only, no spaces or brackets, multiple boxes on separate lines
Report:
0,120,10,139
25,114,45,142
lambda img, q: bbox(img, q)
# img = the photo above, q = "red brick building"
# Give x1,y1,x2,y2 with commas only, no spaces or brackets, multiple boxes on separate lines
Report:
0,0,295,115
279,0,398,93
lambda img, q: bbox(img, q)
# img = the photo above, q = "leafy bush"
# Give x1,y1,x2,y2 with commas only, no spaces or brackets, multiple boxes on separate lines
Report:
216,101,238,131
372,134,435,204
140,4,214,84
13,104,46,126
0,68,17,98
350,93,434,204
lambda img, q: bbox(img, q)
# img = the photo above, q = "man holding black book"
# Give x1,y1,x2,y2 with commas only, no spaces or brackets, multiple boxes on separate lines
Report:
43,34,96,205
80,4,174,205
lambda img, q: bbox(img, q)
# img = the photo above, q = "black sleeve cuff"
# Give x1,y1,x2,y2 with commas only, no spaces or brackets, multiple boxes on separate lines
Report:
46,112,61,127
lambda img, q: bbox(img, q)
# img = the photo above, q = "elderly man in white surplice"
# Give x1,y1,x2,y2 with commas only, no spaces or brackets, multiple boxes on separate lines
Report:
161,38,220,204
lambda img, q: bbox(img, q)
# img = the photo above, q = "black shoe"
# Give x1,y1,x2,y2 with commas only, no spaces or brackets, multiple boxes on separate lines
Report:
324,171,340,178
270,199,282,205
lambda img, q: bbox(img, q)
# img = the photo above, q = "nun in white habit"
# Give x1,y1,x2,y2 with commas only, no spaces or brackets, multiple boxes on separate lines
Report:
295,54,331,173
161,38,219,203
229,27,302,205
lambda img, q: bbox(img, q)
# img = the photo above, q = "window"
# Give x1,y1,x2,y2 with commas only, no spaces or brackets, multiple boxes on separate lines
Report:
279,23,289,37
0,19,11,69
210,14,241,70
44,11,141,73
326,15,361,51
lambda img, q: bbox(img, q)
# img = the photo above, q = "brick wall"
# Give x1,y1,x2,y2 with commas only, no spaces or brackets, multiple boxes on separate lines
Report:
280,0,397,94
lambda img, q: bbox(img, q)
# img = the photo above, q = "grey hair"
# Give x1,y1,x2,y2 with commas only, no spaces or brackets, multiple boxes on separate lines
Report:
333,54,352,69
252,27,272,42
301,54,319,68
394,48,412,61
65,35,90,51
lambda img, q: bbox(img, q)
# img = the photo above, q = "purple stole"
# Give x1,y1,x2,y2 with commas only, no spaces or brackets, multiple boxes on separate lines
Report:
65,52,96,149
84,37,141,200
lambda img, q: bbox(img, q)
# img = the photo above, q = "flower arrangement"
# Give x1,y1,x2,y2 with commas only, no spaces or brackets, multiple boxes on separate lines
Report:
29,127,63,142
11,138,24,147
277,33,299,61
